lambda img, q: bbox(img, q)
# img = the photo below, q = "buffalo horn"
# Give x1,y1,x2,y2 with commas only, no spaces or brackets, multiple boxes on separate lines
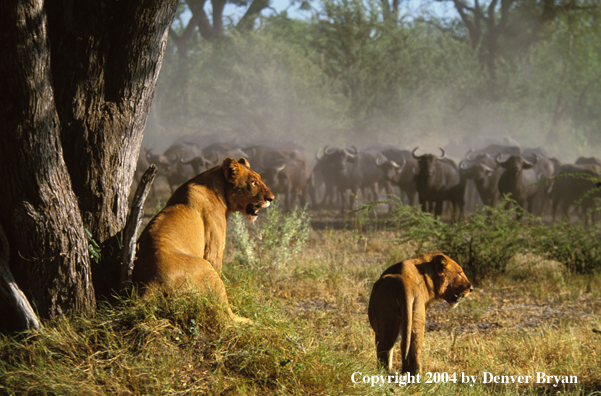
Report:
495,153,509,165
465,149,475,161
181,156,194,165
316,146,326,160
375,153,387,166
524,153,538,168
459,160,471,170
412,147,424,159
237,149,250,159
274,162,286,172
394,156,406,168
325,146,338,156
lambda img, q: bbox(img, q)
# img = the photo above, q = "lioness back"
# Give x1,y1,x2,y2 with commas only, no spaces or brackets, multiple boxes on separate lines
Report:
132,158,274,323
368,252,472,375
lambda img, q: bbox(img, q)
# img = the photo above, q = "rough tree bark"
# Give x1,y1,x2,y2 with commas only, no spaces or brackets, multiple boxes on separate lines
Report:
0,0,178,330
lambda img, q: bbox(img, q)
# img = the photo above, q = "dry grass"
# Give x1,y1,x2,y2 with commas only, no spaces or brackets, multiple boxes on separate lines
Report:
225,227,601,394
1,224,600,395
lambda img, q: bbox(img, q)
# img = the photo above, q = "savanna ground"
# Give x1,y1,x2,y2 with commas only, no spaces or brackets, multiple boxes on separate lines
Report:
1,194,600,395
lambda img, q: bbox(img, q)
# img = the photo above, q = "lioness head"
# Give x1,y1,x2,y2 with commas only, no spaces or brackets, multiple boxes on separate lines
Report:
432,254,473,307
223,158,275,221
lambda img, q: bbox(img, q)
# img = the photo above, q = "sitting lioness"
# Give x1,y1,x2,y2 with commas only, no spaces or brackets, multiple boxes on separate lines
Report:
133,157,274,323
368,252,472,374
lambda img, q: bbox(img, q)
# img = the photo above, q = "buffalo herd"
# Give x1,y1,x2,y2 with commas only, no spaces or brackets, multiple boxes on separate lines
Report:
136,139,601,223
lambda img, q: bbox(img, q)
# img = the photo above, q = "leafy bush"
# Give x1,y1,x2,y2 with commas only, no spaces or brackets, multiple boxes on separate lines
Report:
358,197,601,278
228,197,311,275
357,198,536,282
530,220,601,274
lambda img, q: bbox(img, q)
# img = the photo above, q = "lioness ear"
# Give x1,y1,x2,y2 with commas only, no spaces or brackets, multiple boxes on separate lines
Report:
433,254,448,273
223,158,241,183
238,158,251,168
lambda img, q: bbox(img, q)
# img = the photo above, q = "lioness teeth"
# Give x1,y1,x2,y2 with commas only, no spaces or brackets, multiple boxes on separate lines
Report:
246,203,259,216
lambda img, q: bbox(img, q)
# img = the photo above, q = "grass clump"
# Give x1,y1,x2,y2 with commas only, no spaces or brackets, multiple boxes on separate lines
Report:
0,289,370,395
0,291,228,395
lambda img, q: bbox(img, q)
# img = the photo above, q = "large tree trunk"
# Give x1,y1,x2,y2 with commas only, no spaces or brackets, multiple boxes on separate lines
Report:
0,0,177,329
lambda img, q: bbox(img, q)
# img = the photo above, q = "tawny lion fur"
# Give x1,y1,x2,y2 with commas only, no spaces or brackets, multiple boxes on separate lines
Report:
133,158,274,323
368,252,473,374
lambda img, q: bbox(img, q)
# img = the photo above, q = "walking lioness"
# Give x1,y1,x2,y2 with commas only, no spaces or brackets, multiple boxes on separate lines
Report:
133,157,274,323
368,252,472,374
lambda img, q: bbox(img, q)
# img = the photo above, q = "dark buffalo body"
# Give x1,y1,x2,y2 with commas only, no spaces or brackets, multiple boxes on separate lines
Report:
413,148,462,218
259,150,312,211
380,148,419,206
460,153,503,207
313,146,389,211
550,163,601,222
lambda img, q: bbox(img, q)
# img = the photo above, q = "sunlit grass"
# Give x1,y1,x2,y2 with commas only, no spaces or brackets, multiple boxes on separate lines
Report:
1,204,600,394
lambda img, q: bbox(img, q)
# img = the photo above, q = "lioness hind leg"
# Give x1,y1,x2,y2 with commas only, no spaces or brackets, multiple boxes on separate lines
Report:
181,257,253,325
404,305,426,375
202,267,253,325
369,276,403,373
404,331,423,375
375,320,401,373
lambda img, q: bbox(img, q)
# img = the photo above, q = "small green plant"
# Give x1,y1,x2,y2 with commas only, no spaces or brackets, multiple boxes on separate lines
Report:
85,228,101,264
228,197,311,275
154,196,165,215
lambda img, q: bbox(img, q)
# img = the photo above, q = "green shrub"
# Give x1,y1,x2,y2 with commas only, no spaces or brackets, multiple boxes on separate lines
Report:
358,196,601,278
530,220,601,274
357,198,533,282
228,197,311,275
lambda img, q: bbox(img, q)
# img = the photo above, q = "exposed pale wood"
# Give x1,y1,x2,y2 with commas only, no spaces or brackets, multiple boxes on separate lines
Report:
120,165,158,290
0,224,42,330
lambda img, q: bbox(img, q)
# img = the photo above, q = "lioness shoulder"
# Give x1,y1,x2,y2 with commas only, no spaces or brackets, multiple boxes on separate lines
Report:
133,157,274,323
367,252,472,374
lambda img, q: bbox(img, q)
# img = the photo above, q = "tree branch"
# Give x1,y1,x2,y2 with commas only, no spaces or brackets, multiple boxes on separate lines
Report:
0,223,42,330
185,0,214,40
237,0,270,31
119,164,157,291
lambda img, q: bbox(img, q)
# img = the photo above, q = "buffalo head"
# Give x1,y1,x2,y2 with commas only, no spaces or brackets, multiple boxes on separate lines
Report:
376,154,406,183
496,154,537,174
413,147,445,176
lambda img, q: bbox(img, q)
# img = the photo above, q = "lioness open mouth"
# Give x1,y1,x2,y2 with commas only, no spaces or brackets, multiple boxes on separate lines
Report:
246,203,260,217
449,291,470,306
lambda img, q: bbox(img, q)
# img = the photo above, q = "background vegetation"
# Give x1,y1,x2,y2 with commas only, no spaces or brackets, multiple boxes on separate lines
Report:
146,0,601,160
